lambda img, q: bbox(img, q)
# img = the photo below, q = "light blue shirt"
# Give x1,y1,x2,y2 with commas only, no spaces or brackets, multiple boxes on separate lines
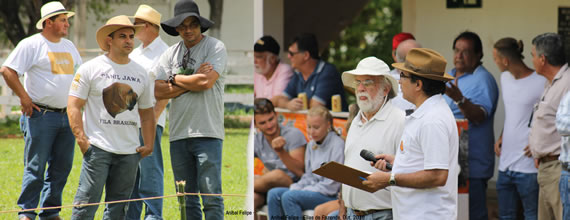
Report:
444,65,499,178
558,91,570,163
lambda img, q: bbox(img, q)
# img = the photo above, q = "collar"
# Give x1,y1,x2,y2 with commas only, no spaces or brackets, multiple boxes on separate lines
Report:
552,63,569,85
311,131,336,149
409,94,443,118
450,64,483,77
356,101,394,126
294,60,326,77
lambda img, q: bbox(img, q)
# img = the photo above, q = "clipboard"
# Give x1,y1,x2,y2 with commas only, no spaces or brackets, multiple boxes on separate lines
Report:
312,161,377,193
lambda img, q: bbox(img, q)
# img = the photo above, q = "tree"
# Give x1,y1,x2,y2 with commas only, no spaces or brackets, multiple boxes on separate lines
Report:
0,0,128,47
322,0,402,74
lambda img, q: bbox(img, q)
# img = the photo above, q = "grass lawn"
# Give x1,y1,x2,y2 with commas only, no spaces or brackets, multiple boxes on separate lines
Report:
0,128,249,219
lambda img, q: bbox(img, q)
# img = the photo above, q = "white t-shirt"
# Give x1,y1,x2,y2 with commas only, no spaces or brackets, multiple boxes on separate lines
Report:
69,55,153,154
391,94,459,220
499,71,546,173
2,33,82,108
389,69,416,112
130,36,169,128
342,101,405,210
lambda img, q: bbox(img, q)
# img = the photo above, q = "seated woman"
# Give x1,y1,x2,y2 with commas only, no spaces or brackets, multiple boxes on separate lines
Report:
267,105,345,218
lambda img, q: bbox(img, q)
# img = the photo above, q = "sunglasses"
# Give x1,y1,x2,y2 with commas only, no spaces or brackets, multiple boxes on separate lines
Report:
288,50,303,56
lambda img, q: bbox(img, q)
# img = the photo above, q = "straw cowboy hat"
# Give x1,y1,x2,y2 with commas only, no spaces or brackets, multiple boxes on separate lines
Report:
392,48,454,82
96,15,143,51
133,4,161,26
36,1,75,30
342,57,398,98
160,0,214,36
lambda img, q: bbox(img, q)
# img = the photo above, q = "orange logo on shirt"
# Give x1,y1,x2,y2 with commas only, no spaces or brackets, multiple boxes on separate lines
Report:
400,140,404,151
48,52,74,74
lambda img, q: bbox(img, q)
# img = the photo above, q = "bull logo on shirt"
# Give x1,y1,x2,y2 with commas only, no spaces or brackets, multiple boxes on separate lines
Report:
102,82,138,118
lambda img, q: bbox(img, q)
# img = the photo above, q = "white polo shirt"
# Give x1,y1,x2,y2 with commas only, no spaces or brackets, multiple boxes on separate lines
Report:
342,101,405,210
130,36,169,128
391,94,459,219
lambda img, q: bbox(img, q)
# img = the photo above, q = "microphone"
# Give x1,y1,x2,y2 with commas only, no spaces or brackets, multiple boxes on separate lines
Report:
360,149,392,170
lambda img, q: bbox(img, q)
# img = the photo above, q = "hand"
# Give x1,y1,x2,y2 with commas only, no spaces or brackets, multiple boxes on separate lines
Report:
523,145,533,158
195,62,213,75
271,136,286,152
534,158,539,168
362,171,390,191
372,154,395,171
20,96,40,117
445,80,464,103
136,145,153,158
286,98,303,111
77,136,90,156
494,138,502,157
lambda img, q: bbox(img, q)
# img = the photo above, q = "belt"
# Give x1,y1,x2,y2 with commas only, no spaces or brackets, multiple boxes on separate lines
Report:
539,155,560,163
34,103,67,113
352,209,389,216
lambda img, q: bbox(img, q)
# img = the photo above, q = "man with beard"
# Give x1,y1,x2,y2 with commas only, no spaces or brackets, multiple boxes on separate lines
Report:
340,57,406,219
254,35,294,99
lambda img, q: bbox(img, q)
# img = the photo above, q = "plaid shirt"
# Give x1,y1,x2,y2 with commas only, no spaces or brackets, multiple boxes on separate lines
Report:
558,91,570,162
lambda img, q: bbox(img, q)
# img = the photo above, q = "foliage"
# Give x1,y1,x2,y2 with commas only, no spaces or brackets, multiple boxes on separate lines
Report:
0,115,21,138
225,85,254,94
322,0,402,74
0,0,129,47
0,128,249,219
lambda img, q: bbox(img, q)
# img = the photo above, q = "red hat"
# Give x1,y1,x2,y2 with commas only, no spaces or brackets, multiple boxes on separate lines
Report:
392,32,415,50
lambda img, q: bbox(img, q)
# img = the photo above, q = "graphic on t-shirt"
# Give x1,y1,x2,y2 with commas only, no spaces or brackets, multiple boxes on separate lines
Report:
102,82,138,118
177,57,195,75
47,52,74,74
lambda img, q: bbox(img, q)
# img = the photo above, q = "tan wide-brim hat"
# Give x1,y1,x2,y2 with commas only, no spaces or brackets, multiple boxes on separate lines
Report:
392,48,454,82
96,15,144,51
36,1,75,30
342,56,398,98
133,4,161,26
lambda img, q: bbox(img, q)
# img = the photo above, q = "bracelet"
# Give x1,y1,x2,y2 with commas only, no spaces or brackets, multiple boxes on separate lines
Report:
454,96,467,106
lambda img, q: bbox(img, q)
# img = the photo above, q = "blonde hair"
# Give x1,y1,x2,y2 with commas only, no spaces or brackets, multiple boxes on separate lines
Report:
307,105,338,136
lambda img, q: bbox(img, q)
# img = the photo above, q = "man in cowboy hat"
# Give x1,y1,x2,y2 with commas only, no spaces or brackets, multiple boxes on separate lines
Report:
1,1,81,219
67,15,155,219
363,48,459,219
126,4,170,220
254,35,294,99
153,0,227,218
444,31,498,220
340,57,406,219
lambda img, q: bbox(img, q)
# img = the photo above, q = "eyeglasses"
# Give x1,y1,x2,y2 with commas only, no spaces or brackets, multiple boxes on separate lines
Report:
288,50,302,56
353,79,376,89
400,71,411,79
176,21,200,31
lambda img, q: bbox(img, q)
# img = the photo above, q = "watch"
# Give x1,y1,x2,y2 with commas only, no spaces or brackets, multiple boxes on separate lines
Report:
454,96,467,106
168,74,177,85
389,173,396,186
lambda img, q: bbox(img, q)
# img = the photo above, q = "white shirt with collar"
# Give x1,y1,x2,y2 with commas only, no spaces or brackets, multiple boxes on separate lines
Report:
342,100,405,211
130,36,169,127
391,94,459,220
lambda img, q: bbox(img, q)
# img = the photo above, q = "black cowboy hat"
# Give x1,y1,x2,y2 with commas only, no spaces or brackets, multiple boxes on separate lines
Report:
160,0,214,36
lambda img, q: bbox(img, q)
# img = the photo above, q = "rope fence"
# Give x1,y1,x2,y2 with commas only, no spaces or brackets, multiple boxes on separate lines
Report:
0,192,246,214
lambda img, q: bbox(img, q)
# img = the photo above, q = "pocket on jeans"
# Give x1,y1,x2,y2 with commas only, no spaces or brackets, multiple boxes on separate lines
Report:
84,146,94,158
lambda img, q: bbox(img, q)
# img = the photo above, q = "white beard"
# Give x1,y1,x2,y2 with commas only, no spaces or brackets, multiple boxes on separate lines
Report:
254,57,273,75
356,89,385,114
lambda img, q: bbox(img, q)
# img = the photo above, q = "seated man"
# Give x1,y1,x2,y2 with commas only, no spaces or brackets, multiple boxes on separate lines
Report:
272,33,347,111
254,98,307,210
254,35,294,99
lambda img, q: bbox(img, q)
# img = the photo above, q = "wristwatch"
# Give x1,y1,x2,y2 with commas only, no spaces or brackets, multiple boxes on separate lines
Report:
389,173,396,186
168,74,177,85
454,96,467,106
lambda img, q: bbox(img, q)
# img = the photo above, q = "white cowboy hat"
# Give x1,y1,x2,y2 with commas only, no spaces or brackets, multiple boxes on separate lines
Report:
36,1,75,30
96,15,143,51
133,4,161,27
342,57,398,98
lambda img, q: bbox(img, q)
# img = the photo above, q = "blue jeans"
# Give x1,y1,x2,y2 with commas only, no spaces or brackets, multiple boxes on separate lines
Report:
18,110,75,220
470,177,490,220
267,187,336,219
71,145,141,220
170,137,223,220
127,126,165,220
496,170,538,220
346,208,393,220
560,168,570,220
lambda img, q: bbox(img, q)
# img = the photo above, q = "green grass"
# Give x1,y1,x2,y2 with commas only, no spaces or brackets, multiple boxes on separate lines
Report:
224,85,253,94
0,128,249,219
